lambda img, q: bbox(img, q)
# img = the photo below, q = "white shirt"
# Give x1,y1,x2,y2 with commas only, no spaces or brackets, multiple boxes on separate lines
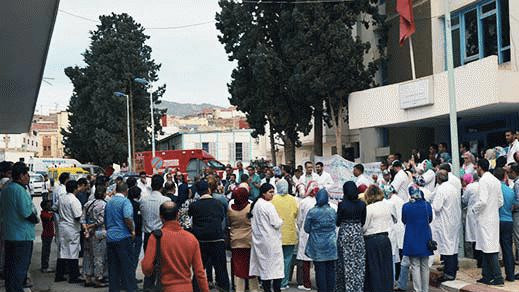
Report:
391,170,410,203
139,190,171,233
432,182,461,255
355,174,372,188
57,192,83,259
507,139,519,165
389,195,405,249
137,180,151,197
301,172,319,187
448,173,462,197
292,175,306,197
316,171,334,190
473,172,503,253
363,200,393,236
296,196,316,261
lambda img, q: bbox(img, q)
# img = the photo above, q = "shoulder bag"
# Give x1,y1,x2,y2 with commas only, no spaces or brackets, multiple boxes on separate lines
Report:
144,229,163,292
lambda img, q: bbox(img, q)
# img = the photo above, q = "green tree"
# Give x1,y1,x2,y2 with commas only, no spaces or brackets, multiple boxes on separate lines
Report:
291,1,386,156
216,1,314,166
62,13,165,167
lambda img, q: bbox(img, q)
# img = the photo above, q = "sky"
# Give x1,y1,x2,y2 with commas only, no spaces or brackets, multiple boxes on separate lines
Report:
37,0,235,114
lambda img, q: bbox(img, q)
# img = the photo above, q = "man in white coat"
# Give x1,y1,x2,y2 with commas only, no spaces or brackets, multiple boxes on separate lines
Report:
473,159,504,285
506,130,519,165
301,161,319,187
391,161,410,203
55,180,83,283
315,162,333,190
432,170,461,282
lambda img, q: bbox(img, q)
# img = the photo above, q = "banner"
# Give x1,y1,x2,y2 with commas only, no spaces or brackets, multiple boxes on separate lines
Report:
314,155,382,200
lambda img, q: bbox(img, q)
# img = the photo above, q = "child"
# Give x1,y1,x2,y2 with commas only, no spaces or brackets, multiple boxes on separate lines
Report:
40,200,55,273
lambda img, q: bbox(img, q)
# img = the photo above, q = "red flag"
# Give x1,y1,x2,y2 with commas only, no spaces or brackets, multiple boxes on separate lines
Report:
397,0,416,46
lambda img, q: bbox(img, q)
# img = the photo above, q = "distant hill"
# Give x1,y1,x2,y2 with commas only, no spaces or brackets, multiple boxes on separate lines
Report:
156,100,224,117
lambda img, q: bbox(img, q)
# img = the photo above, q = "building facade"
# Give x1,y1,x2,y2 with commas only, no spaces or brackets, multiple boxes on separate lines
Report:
349,0,519,162
157,129,265,166
32,111,69,158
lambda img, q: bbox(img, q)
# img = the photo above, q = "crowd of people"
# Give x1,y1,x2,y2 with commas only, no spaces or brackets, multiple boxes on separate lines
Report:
0,129,519,292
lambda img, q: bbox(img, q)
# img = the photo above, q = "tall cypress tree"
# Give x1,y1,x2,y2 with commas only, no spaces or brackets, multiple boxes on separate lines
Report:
62,13,166,166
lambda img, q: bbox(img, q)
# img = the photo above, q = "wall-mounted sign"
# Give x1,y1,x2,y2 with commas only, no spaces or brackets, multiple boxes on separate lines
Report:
399,78,434,109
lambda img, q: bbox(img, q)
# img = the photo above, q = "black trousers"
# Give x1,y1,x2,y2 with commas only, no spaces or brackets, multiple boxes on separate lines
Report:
500,221,515,280
482,252,503,282
440,254,458,279
262,279,282,292
4,240,33,292
55,258,80,281
41,237,53,270
200,241,229,290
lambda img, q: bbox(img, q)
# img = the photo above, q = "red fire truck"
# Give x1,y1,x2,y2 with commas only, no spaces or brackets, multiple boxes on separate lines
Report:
134,149,226,180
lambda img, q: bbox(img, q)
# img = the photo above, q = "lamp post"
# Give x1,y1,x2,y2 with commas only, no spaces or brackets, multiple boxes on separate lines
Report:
114,92,132,172
134,77,156,157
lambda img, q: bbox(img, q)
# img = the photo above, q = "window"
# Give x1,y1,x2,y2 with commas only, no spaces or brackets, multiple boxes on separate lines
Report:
202,142,209,153
449,0,510,66
235,142,243,161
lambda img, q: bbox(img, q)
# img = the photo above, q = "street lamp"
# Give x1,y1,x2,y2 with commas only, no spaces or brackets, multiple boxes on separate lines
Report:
134,77,156,157
114,91,132,172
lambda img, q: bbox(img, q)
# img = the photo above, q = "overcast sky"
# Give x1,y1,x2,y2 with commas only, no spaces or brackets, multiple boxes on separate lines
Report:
37,0,234,114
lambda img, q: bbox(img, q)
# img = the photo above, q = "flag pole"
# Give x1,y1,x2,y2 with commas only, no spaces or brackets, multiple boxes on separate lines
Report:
409,35,417,80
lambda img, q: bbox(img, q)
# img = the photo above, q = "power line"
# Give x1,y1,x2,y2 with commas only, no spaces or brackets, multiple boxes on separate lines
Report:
58,9,214,30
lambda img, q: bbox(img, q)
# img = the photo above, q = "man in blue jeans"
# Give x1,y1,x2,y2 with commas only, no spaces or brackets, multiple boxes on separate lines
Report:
105,182,136,292
0,162,38,292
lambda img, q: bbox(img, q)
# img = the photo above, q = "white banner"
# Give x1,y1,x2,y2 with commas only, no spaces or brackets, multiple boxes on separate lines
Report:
314,155,382,200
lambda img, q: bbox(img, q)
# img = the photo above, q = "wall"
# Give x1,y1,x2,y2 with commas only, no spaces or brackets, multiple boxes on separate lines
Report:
388,127,436,159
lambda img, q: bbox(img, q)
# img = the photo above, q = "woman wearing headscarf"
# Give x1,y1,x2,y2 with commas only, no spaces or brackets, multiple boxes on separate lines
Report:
402,185,433,292
249,184,284,292
228,188,259,292
304,189,337,292
336,181,366,292
363,185,394,292
295,180,319,290
461,152,476,176
461,173,481,267
271,180,299,290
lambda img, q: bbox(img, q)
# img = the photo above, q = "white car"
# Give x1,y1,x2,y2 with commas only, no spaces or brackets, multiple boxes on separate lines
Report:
29,172,45,197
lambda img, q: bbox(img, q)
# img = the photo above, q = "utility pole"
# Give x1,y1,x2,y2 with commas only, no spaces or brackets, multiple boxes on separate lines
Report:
444,0,463,257
129,83,137,172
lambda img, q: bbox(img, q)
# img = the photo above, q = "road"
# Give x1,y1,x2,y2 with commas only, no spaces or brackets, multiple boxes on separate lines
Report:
0,197,445,292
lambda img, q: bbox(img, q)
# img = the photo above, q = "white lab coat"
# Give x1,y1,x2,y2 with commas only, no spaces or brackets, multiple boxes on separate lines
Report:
507,139,519,165
292,175,306,197
432,182,461,255
473,172,503,253
316,171,334,190
389,195,405,249
383,198,400,262
296,196,316,261
448,173,462,197
422,169,436,193
391,170,410,203
355,174,372,188
301,173,319,187
57,193,82,259
249,198,284,280
462,182,479,242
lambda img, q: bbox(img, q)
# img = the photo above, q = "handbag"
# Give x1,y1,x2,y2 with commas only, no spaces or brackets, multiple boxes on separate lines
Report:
144,229,163,292
425,202,438,252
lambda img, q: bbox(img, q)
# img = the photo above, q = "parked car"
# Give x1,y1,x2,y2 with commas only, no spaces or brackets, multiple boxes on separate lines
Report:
29,172,45,197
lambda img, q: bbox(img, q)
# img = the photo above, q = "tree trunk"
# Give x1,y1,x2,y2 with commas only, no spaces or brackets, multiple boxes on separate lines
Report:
313,103,323,157
330,97,344,157
269,122,277,166
281,135,296,168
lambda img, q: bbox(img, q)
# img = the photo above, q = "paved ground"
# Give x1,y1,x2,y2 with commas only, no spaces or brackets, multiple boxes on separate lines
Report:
0,197,445,292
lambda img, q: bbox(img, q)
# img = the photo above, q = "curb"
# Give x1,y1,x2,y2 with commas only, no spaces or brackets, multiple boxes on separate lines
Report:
440,279,515,292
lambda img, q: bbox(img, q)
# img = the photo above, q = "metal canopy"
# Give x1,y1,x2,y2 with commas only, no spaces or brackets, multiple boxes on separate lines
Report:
0,0,60,133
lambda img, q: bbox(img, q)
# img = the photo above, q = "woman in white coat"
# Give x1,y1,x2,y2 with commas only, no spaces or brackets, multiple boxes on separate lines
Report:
473,160,504,285
296,180,319,290
249,183,284,292
461,173,481,267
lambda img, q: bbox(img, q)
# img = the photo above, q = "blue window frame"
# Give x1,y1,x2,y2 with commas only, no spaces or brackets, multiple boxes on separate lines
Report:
449,0,510,67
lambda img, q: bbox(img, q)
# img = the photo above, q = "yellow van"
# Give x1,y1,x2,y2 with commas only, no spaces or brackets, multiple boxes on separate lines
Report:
48,167,89,182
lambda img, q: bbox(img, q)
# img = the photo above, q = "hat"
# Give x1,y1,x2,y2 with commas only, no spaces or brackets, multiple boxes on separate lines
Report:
415,176,426,187
408,184,423,200
392,160,402,168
